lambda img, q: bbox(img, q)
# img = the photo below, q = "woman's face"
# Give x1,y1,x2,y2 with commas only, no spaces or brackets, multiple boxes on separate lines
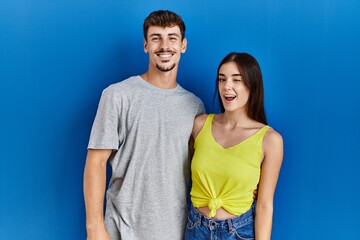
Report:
218,61,250,113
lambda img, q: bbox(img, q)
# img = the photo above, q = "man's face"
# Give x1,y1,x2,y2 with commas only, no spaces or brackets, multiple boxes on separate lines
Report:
144,26,187,72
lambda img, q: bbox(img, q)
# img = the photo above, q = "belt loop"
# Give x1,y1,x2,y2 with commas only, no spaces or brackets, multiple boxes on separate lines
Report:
199,209,204,226
227,219,233,232
196,208,201,225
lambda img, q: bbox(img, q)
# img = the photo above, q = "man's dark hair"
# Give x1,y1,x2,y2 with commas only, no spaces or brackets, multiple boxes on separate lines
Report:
143,10,186,40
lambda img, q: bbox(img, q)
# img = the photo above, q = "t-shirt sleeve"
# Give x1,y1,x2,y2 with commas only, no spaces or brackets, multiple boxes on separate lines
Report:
197,99,206,115
88,87,121,150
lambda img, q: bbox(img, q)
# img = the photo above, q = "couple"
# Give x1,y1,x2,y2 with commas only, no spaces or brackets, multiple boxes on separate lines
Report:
83,10,283,240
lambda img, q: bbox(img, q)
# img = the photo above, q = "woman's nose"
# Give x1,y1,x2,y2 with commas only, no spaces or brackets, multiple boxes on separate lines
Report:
224,81,232,90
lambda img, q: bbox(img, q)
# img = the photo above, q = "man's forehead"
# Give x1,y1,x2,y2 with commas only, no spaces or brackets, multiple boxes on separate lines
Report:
147,26,181,36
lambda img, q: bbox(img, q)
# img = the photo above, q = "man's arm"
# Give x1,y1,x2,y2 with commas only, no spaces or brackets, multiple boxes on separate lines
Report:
83,149,112,240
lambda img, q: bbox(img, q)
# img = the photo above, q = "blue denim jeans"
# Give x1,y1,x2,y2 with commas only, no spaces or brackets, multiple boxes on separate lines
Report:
184,204,255,240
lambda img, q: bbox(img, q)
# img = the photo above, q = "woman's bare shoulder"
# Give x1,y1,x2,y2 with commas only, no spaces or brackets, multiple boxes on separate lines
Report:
264,127,283,143
195,113,208,123
263,127,284,157
192,114,208,139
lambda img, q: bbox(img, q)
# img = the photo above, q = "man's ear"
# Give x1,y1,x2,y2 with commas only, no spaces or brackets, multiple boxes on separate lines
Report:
181,38,187,53
144,39,148,53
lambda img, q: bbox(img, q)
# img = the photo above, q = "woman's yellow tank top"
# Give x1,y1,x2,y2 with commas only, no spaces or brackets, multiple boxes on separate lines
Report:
190,114,270,217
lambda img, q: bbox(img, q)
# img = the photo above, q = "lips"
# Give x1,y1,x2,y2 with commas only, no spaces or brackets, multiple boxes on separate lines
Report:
156,50,175,57
224,94,236,101
157,53,173,58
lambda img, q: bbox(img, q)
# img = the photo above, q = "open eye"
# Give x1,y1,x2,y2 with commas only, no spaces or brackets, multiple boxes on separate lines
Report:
218,78,226,82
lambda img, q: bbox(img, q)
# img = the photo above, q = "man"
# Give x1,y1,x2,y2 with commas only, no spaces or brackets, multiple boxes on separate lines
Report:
83,10,204,240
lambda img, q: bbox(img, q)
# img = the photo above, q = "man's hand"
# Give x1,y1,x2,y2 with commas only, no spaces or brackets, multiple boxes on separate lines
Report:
87,227,111,240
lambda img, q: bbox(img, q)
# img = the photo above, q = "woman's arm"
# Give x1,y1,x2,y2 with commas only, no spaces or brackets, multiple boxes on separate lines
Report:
255,129,284,240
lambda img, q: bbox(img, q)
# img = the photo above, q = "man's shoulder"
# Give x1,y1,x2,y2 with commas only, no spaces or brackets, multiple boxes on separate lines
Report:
106,76,138,90
175,86,205,114
102,76,139,95
177,85,202,101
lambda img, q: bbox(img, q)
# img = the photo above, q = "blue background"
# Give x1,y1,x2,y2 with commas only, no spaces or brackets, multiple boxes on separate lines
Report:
1,0,359,239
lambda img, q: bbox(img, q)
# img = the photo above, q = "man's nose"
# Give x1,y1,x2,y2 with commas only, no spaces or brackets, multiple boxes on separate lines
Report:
160,39,169,49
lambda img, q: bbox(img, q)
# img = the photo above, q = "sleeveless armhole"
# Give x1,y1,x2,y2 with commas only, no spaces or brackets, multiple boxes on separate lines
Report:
259,126,271,162
194,114,214,148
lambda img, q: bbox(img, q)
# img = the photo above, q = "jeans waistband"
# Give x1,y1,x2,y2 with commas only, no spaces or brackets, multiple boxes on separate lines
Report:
189,203,255,231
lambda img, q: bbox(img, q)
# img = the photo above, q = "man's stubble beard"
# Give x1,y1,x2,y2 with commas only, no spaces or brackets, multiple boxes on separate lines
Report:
156,63,176,72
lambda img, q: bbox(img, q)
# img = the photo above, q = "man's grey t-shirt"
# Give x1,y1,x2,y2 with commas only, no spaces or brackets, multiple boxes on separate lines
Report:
88,76,205,240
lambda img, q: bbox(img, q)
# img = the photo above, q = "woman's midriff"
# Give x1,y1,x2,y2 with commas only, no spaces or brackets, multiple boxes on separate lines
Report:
197,206,237,220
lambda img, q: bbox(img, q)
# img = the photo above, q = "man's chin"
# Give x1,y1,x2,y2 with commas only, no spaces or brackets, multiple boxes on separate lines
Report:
156,63,176,72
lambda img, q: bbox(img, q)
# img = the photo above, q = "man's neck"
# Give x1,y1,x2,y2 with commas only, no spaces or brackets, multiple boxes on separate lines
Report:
140,67,178,89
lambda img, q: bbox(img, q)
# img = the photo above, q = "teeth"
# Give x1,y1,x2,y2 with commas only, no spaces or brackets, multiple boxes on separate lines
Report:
158,53,172,58
224,94,236,101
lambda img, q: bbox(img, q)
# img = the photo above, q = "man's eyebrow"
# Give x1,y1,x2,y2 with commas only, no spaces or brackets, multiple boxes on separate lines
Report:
148,33,180,38
149,33,161,38
168,33,181,37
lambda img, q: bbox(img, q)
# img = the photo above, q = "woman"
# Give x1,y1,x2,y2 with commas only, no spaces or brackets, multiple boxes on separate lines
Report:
185,52,283,240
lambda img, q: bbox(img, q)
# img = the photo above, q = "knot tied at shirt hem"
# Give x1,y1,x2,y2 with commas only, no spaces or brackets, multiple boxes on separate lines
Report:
208,198,223,217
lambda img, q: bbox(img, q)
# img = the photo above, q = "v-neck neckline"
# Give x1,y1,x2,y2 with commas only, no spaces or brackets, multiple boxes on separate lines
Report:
209,115,268,150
